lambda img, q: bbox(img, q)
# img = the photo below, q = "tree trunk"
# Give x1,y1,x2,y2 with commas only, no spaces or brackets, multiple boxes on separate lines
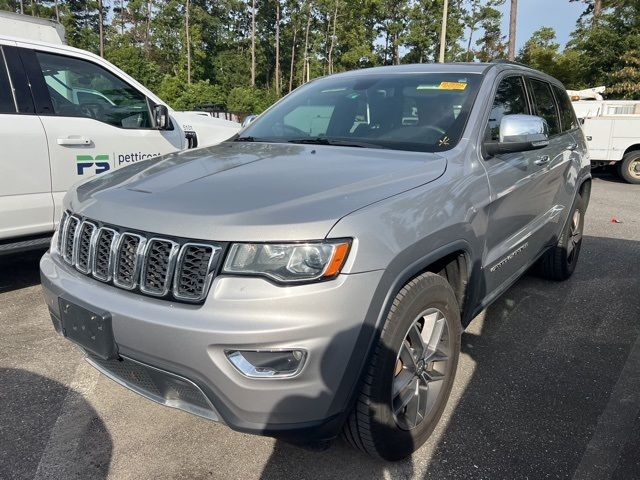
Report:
98,0,104,57
438,0,448,62
594,0,602,17
302,5,311,84
30,0,34,16
145,1,152,58
328,0,338,75
185,0,191,84
275,2,281,95
54,0,59,21
251,0,256,87
289,28,297,93
19,0,23,15
466,23,475,62
507,0,517,61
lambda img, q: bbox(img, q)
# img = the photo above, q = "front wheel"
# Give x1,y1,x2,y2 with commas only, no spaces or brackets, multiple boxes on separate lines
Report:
343,272,461,460
617,152,640,184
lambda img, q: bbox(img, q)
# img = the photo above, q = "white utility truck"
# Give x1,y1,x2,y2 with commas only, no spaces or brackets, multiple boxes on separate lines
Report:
0,14,240,254
570,87,640,184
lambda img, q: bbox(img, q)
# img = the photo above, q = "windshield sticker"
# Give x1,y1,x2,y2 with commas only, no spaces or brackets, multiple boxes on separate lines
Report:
438,136,450,147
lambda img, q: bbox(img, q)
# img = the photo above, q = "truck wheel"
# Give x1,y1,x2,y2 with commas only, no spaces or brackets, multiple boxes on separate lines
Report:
343,272,461,461
536,194,585,281
617,152,640,184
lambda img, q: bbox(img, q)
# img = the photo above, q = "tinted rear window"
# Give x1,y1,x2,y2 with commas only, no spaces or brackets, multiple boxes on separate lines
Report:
529,78,561,136
0,49,16,113
552,85,578,132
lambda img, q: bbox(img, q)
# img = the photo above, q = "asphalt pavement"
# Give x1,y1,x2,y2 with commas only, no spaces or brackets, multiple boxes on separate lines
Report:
1,171,639,480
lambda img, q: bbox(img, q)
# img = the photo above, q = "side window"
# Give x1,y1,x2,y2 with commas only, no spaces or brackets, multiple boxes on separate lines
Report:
529,79,561,136
0,49,16,113
34,51,151,129
552,85,578,132
486,76,529,141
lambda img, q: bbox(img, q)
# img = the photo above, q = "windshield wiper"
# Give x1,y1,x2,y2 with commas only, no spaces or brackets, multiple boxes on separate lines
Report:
233,135,258,142
287,137,384,149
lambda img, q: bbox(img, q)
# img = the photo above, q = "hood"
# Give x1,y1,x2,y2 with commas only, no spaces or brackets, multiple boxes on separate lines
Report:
69,142,446,241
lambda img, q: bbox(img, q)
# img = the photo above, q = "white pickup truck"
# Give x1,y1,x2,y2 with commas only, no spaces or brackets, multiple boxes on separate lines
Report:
570,88,640,184
0,14,240,254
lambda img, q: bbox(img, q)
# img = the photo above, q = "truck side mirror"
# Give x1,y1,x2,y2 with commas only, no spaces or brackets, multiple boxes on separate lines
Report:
153,104,170,130
484,114,550,156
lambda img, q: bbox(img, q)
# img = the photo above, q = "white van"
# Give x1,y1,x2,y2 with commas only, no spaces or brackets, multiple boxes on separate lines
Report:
0,34,240,254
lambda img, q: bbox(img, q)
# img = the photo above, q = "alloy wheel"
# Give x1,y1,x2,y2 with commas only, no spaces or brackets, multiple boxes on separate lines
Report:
392,308,451,430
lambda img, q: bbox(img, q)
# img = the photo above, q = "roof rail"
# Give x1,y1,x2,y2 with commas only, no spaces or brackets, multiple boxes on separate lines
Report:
490,59,530,68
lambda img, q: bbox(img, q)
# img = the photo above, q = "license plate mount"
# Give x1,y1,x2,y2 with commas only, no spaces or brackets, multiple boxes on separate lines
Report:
58,295,117,360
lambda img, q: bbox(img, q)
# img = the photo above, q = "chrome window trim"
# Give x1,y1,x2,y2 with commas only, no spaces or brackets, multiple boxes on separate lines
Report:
139,238,180,297
112,232,147,290
172,243,221,303
91,227,119,282
73,220,98,274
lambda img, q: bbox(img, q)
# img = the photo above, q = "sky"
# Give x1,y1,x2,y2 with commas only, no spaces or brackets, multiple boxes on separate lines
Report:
498,0,586,51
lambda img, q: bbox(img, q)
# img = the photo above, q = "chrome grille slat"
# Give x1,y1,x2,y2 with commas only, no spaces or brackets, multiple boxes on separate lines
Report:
56,211,69,253
173,243,219,302
74,221,97,274
58,212,219,303
140,239,179,296
113,233,146,290
92,228,117,282
62,216,80,264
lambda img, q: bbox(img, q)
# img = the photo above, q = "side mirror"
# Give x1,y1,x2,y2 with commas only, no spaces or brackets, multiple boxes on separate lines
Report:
153,104,170,130
241,114,258,128
485,114,549,156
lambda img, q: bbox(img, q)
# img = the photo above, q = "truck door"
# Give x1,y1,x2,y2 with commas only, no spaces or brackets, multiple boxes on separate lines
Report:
0,45,52,240
481,74,561,297
16,46,184,221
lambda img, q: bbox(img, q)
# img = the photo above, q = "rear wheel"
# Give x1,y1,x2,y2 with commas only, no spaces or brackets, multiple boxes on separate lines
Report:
617,152,640,184
536,194,585,281
343,272,461,460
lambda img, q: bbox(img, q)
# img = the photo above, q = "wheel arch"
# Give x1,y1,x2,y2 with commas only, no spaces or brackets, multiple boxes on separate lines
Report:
623,144,640,156
328,238,482,429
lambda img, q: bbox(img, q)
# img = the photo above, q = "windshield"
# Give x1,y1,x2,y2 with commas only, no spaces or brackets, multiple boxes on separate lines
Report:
239,73,482,152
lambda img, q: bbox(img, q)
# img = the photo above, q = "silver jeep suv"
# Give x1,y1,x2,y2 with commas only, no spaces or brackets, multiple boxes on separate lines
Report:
41,62,590,460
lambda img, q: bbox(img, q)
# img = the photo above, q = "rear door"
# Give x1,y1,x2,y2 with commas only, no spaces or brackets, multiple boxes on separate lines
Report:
481,73,559,297
0,44,52,240
527,78,577,242
16,45,184,222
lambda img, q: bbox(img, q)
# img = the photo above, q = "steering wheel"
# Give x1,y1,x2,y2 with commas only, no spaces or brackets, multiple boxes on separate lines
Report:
79,102,104,120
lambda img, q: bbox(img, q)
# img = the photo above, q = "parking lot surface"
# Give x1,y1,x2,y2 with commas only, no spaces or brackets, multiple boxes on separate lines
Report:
1,172,639,480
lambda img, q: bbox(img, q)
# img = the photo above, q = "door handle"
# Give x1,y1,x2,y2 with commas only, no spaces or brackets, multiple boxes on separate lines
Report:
567,143,578,151
57,136,92,146
534,155,550,166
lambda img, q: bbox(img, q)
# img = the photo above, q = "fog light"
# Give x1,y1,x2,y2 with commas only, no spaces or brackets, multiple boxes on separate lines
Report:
226,350,306,378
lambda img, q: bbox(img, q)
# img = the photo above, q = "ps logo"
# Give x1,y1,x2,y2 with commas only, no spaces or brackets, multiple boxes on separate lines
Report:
76,154,111,175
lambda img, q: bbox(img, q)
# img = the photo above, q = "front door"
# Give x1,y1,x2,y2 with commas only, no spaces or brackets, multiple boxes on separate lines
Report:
480,74,559,297
0,45,52,240
17,45,184,221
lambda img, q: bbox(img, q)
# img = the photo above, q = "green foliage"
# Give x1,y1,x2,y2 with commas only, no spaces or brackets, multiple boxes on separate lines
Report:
3,0,640,105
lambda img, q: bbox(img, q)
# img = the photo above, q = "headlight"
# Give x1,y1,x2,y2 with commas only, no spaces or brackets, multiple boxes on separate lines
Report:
222,240,351,283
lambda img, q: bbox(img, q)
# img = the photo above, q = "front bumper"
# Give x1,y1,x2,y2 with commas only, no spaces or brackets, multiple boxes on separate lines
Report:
40,251,383,439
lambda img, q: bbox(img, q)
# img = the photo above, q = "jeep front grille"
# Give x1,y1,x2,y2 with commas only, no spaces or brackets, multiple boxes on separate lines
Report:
58,213,221,303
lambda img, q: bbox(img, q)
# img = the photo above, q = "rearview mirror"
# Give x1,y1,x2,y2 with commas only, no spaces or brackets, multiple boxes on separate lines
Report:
485,114,549,156
241,114,258,128
153,104,170,130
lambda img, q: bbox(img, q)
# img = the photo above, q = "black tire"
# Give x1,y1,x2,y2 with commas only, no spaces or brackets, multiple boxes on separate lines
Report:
536,194,585,281
342,272,461,461
617,152,640,184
